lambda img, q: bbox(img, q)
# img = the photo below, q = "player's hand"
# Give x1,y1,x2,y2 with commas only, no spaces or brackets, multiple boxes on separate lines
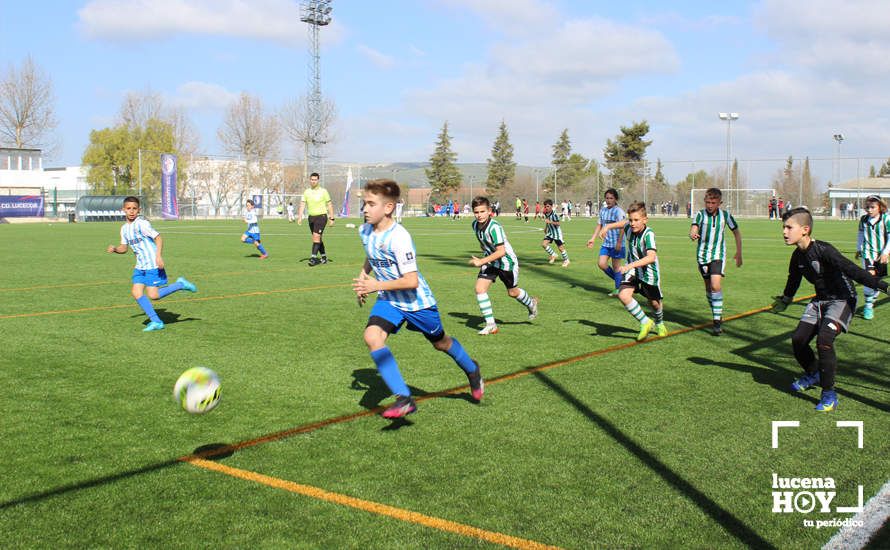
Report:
689,230,700,240
329,218,335,226
586,238,596,249
469,256,484,267
770,295,790,313
106,245,116,253
598,228,608,240
297,218,302,226
855,251,862,259
352,273,376,297
879,253,889,264
735,253,743,268
617,265,632,274
156,256,165,269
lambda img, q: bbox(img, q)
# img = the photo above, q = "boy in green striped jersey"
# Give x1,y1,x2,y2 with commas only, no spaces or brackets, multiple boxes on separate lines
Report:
541,199,570,267
599,202,666,340
855,195,890,320
689,188,743,335
469,197,538,335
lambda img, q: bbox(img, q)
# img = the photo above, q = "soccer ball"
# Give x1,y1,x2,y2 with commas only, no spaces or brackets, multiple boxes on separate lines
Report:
173,367,221,414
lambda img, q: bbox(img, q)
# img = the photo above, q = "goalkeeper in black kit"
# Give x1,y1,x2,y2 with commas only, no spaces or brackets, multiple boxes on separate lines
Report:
771,207,888,412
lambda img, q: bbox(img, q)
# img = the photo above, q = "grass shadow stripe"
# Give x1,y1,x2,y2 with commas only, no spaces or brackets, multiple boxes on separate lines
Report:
530,370,776,550
183,457,561,550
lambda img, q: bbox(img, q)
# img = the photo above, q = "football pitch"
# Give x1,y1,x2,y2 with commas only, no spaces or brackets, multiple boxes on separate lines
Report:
0,214,887,549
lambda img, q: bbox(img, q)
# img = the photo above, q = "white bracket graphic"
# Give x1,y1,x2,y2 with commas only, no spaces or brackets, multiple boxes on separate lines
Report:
772,420,799,448
835,420,864,449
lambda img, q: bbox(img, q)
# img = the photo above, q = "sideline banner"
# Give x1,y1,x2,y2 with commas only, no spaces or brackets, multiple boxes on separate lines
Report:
0,195,44,217
160,154,179,220
339,167,354,218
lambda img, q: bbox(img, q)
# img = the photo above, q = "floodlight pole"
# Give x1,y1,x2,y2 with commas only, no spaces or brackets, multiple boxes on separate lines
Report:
718,112,739,187
833,133,845,185
300,0,332,174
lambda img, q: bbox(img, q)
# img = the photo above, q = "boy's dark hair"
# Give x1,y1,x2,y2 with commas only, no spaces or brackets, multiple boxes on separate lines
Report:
782,207,812,230
543,199,554,206
627,201,647,215
310,172,320,178
605,188,619,200
705,187,722,199
471,196,490,208
866,194,888,213
123,196,140,206
246,199,255,206
365,179,400,202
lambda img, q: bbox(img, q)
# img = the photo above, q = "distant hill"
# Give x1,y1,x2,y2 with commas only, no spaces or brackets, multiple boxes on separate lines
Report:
322,162,548,188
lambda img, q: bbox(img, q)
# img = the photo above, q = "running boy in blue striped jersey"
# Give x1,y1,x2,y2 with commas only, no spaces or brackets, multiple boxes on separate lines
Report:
541,199,570,267
855,195,890,320
469,196,538,335
106,196,197,332
587,188,625,296
689,188,743,335
600,202,666,340
241,199,269,259
352,179,483,419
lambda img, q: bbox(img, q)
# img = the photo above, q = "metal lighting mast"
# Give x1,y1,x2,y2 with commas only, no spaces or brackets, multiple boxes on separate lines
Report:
300,0,332,176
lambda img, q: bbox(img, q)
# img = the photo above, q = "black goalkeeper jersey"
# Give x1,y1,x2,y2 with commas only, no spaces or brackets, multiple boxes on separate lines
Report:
782,239,888,302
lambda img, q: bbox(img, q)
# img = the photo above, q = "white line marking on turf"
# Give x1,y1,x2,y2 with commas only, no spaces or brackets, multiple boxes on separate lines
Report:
823,480,890,550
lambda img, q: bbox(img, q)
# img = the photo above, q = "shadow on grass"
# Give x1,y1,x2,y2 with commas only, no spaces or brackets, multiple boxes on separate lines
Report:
447,311,531,330
531,370,776,550
350,368,477,410
564,318,636,339
687,356,816,404
132,310,201,326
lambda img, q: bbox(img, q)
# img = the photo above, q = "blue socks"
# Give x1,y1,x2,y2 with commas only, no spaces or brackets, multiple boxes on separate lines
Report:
158,282,183,298
136,296,161,323
445,338,477,374
257,243,268,255
604,266,622,288
370,347,410,397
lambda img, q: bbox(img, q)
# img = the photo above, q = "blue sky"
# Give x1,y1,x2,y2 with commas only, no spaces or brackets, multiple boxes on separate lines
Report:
3,0,889,185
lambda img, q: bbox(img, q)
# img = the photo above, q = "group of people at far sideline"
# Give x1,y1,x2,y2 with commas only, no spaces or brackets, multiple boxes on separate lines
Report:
768,196,794,219
106,168,889,418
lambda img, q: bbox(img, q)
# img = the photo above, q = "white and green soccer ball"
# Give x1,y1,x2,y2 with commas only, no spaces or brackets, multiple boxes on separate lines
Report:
173,367,221,414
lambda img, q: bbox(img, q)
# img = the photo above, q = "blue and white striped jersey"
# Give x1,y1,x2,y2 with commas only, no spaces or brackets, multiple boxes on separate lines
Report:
120,217,160,270
360,222,436,311
244,210,259,234
599,205,626,248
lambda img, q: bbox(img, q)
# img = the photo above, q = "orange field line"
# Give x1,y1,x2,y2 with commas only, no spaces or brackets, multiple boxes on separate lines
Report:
183,457,561,550
0,283,352,319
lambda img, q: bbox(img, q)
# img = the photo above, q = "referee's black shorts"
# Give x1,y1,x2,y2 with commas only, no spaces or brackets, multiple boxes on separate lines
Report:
308,214,328,235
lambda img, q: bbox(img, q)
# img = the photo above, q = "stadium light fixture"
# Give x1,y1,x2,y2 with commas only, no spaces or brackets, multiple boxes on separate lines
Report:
833,133,845,187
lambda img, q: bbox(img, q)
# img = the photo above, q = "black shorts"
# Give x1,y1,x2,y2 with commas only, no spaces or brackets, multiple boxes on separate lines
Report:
477,264,519,289
698,260,725,279
620,275,663,301
308,215,328,235
864,260,888,278
543,237,564,247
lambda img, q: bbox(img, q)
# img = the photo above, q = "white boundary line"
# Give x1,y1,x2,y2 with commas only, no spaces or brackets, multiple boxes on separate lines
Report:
823,480,890,550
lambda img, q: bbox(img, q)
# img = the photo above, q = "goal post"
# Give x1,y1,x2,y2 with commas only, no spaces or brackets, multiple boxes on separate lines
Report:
690,188,776,217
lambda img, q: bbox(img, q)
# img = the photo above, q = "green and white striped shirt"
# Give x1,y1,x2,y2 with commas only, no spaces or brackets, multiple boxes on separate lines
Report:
473,218,518,270
858,213,890,261
624,225,660,286
544,210,563,241
693,208,738,264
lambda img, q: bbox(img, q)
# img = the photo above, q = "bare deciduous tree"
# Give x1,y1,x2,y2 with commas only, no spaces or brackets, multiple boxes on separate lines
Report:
280,94,336,182
0,55,58,151
218,92,280,160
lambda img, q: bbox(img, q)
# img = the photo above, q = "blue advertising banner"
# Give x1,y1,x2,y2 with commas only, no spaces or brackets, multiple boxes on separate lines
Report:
160,154,179,220
0,195,44,217
252,194,263,209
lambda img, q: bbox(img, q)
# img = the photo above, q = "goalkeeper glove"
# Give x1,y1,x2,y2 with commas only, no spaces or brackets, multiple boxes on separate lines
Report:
771,295,791,313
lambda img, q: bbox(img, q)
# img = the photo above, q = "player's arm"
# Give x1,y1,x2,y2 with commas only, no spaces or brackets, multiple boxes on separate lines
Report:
107,243,128,254
829,244,889,292
732,227,743,267
353,271,418,294
773,254,803,311
470,244,506,267
855,222,864,259
326,199,335,225
587,223,603,248
598,220,626,240
689,223,700,240
619,249,656,273
297,199,305,225
880,223,890,263
154,235,165,269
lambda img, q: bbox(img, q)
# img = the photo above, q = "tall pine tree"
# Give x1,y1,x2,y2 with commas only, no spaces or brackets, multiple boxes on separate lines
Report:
546,129,572,196
603,120,652,200
425,122,462,200
485,120,516,196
